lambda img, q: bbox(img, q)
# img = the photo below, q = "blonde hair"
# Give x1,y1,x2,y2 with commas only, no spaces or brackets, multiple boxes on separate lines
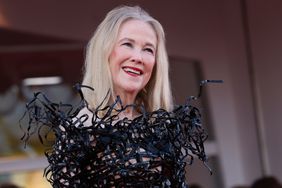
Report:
82,5,173,112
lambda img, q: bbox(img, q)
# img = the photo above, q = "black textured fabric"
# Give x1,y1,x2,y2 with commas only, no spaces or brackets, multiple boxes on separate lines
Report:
20,82,219,188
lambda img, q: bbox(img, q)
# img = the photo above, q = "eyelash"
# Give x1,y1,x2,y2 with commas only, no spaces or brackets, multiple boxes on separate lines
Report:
122,42,132,47
122,42,154,55
144,48,154,54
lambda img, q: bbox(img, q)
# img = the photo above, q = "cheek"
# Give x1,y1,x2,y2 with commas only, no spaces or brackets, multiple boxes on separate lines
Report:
109,51,121,73
109,49,117,65
109,48,128,67
143,54,156,70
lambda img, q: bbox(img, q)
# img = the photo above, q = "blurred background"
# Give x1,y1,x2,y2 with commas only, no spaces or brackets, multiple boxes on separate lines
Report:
0,0,282,187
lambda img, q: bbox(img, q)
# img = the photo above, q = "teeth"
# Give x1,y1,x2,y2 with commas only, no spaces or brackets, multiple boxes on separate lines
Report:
123,67,141,75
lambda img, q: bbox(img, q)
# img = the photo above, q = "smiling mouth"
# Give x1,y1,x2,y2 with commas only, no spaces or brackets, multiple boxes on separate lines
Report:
122,67,143,75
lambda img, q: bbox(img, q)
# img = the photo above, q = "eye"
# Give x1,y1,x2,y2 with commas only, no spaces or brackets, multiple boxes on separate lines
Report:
144,47,154,55
122,42,133,48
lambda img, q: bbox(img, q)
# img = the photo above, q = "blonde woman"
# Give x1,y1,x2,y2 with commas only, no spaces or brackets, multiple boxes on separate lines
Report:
82,5,173,115
23,5,209,187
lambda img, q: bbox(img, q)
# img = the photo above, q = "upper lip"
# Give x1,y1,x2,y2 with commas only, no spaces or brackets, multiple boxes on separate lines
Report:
122,66,143,74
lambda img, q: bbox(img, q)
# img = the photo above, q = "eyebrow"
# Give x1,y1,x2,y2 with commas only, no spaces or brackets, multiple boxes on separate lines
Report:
119,37,156,49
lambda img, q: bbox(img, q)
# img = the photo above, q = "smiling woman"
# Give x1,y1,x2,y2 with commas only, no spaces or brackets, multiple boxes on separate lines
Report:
108,19,157,113
82,5,173,114
22,5,210,188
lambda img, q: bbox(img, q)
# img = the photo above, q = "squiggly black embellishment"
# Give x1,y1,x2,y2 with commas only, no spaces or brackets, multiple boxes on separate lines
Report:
20,81,222,188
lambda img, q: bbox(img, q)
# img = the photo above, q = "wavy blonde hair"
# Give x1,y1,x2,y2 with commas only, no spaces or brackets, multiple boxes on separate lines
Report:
82,5,173,112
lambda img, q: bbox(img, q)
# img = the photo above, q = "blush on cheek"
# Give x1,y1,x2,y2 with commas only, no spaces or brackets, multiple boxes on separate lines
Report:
109,51,115,62
109,46,120,61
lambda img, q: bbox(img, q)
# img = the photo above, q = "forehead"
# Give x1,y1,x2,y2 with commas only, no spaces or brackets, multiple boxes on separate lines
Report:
117,19,157,46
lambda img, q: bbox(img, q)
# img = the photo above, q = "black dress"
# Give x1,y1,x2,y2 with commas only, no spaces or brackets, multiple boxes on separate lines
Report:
21,85,210,188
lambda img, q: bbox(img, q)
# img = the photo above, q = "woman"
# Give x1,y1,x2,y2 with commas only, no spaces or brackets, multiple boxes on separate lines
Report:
82,5,173,117
22,5,209,188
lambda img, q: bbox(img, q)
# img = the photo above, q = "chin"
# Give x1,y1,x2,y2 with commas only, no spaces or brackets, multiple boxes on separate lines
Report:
122,85,142,94
124,87,141,94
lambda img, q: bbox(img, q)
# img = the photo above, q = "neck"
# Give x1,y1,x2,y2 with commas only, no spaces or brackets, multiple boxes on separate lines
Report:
118,106,137,120
114,88,138,105
113,90,138,119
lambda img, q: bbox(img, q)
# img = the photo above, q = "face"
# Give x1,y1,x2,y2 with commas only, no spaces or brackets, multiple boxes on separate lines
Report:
109,19,157,97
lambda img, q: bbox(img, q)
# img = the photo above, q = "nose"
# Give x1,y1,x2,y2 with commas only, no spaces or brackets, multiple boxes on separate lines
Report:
131,49,143,63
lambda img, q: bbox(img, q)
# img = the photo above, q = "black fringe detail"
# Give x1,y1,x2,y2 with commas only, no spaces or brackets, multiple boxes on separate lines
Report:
20,81,221,188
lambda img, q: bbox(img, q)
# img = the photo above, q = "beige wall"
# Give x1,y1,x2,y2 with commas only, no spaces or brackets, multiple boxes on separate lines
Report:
247,0,282,178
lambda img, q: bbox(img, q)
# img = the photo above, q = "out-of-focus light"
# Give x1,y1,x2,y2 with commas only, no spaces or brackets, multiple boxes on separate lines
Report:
0,9,8,26
22,76,63,86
